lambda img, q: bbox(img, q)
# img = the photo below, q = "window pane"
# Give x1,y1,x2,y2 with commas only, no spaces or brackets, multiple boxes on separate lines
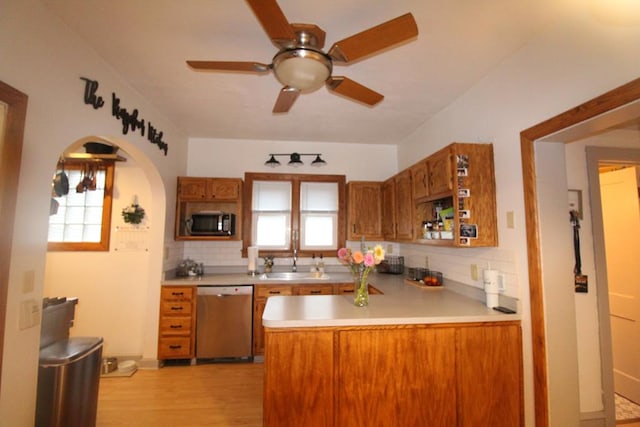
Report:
301,213,336,249
83,224,102,242
48,224,64,242
300,182,338,211
253,181,291,211
254,213,290,249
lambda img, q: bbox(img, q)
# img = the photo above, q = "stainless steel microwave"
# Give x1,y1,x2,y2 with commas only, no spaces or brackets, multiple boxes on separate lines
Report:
186,212,236,236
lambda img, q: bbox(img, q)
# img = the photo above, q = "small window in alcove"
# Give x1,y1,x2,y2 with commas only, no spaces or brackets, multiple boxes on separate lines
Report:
47,160,115,251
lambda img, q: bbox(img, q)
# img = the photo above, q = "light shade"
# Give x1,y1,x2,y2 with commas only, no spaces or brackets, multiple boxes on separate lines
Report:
265,155,281,167
288,153,303,166
273,49,332,92
311,155,326,166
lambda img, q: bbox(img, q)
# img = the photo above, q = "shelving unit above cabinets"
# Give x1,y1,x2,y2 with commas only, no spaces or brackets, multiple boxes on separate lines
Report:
414,143,498,247
174,177,243,241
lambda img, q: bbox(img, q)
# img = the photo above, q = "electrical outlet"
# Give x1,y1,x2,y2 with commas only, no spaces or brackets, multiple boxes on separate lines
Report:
424,256,430,269
386,244,393,254
470,264,479,281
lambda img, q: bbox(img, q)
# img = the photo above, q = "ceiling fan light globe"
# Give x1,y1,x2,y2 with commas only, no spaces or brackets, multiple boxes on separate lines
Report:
273,50,331,91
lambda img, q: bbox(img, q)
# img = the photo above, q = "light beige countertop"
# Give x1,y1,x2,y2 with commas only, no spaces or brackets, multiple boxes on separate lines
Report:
162,270,520,328
262,277,519,328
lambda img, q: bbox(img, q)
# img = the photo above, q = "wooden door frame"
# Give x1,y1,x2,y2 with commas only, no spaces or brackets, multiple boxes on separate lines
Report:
0,81,28,391
520,77,640,426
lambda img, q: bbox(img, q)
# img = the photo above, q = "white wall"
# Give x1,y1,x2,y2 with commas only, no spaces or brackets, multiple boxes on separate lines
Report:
0,0,189,424
44,152,152,357
187,138,397,181
395,5,640,426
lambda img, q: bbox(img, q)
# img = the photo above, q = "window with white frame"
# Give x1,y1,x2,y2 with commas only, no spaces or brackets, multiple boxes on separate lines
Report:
299,182,338,250
244,173,345,258
252,180,292,250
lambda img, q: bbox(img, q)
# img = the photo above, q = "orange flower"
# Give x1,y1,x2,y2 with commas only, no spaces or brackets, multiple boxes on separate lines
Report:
352,250,364,264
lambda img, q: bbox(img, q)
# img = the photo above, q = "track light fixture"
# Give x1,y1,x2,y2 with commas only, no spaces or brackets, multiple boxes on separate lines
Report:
265,152,327,168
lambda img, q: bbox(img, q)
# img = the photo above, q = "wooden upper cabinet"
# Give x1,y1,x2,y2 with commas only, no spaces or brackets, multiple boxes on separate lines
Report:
381,177,396,240
410,161,429,200
395,169,414,241
347,181,383,240
175,177,243,240
177,177,240,201
427,146,453,197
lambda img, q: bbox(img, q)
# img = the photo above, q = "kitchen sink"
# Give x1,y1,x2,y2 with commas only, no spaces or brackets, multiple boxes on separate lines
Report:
259,272,330,281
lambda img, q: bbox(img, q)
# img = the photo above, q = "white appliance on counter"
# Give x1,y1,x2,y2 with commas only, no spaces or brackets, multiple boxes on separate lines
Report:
196,285,253,361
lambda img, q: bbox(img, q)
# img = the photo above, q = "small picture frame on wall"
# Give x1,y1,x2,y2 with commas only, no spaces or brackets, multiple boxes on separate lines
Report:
568,189,583,219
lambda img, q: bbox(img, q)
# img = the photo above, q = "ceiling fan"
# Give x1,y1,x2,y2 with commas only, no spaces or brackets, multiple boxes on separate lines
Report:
187,0,418,113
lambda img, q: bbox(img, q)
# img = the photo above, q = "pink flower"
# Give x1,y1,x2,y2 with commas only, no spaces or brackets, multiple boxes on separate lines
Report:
337,247,350,260
363,252,375,267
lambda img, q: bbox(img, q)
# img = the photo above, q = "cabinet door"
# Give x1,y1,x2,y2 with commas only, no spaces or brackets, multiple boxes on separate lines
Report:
347,181,383,240
337,327,457,427
210,179,240,200
411,161,429,199
381,178,396,239
177,177,208,200
264,330,335,427
457,323,523,427
427,147,453,196
395,170,414,240
253,298,267,356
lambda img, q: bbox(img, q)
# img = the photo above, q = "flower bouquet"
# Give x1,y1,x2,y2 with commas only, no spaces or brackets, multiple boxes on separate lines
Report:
337,244,385,307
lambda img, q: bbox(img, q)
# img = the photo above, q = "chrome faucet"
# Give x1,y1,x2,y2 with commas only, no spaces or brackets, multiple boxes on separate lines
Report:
292,230,298,272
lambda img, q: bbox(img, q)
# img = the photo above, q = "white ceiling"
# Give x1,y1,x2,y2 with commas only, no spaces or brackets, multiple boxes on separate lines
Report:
42,0,569,144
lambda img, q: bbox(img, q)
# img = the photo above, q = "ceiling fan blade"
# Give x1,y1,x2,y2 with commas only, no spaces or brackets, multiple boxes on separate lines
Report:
273,87,300,113
326,76,384,106
245,0,296,48
328,13,418,63
187,61,270,73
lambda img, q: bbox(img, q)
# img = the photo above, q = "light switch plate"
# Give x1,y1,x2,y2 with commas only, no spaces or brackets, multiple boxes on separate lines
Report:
506,211,515,229
470,264,479,281
19,299,40,330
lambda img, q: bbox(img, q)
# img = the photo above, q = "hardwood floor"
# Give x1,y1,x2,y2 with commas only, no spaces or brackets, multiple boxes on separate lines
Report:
97,362,263,426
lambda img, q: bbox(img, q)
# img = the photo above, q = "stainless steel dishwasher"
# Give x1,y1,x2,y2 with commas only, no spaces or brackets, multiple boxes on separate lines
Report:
196,285,253,361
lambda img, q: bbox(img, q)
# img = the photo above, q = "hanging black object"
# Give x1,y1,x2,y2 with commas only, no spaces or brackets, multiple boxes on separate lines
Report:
570,210,588,293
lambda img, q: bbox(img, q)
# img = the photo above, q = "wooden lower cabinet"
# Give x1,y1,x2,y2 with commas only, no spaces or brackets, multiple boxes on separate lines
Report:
158,286,196,360
263,321,523,427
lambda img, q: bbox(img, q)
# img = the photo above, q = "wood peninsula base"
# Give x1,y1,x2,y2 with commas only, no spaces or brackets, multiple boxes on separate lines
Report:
264,321,523,427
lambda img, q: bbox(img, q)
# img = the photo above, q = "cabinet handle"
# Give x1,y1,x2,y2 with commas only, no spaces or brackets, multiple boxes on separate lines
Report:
269,291,281,295
352,224,356,233
169,345,182,349
170,306,183,311
169,325,183,329
310,290,322,294
171,292,184,296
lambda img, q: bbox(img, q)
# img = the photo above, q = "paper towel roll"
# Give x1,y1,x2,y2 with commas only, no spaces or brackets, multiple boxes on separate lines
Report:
248,246,258,272
483,269,501,292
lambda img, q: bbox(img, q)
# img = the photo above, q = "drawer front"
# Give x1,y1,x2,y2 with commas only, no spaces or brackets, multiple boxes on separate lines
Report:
334,283,355,294
161,301,193,315
294,285,334,295
159,316,192,335
256,285,293,298
161,286,194,301
158,337,192,358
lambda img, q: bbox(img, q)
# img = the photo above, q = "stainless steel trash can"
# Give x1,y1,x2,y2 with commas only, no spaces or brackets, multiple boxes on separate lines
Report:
35,336,103,427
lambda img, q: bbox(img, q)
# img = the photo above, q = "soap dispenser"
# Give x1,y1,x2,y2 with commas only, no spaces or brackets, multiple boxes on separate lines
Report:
318,254,325,274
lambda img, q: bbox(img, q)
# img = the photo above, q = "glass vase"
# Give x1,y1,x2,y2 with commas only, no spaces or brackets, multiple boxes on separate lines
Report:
353,268,369,307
